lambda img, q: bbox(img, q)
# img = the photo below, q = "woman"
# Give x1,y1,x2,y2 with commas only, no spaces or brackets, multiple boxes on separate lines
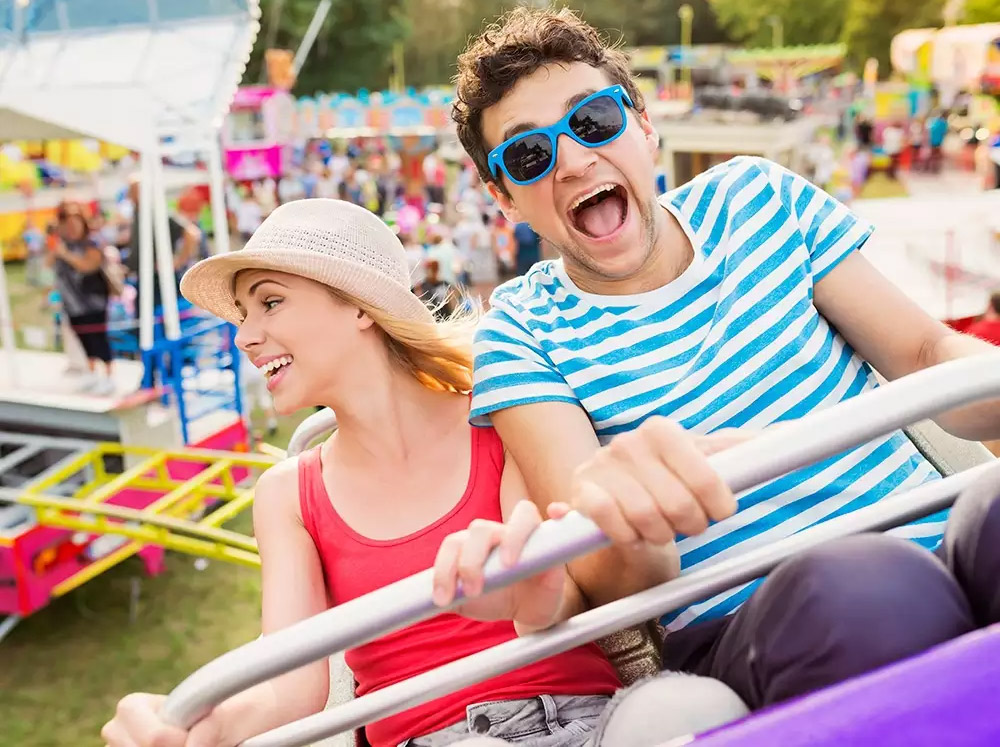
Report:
48,203,115,396
100,199,625,747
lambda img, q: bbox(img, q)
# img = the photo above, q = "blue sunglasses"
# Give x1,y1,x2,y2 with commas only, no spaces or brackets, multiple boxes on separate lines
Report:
488,85,635,186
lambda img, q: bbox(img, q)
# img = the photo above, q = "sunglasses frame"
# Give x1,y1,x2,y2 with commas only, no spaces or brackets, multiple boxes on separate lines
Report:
487,85,634,187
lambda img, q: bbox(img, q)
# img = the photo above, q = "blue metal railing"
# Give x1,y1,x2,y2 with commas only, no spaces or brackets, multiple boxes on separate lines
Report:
140,318,244,445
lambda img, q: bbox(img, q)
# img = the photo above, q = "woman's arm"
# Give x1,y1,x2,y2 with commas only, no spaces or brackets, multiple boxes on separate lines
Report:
210,458,332,745
431,449,586,635
499,454,587,635
55,241,104,274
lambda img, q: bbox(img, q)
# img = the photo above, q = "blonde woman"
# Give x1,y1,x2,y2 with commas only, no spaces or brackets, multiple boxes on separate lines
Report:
100,199,624,747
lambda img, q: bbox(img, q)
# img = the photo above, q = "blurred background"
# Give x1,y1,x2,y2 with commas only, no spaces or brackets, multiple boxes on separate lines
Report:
0,1,999,744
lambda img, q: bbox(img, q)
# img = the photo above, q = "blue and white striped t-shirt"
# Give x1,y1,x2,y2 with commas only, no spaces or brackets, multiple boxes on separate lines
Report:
471,156,943,631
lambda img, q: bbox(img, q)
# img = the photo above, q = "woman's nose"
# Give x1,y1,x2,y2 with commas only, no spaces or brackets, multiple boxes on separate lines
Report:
233,318,264,352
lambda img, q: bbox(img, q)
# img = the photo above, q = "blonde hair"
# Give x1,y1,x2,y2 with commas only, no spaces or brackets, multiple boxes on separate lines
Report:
331,288,479,393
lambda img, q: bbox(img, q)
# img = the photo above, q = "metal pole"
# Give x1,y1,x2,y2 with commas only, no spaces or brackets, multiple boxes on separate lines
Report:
242,463,997,747
138,152,156,351
149,141,181,340
292,0,333,76
678,4,693,93
0,251,20,389
206,136,231,256
159,356,1000,732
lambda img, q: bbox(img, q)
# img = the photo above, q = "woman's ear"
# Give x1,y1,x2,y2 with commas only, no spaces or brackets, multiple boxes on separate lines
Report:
356,308,375,330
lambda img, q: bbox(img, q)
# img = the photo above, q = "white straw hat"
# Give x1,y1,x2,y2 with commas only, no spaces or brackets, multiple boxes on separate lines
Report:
180,199,434,325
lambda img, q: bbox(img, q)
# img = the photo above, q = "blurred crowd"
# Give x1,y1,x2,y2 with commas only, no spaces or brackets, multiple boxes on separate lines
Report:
226,139,546,313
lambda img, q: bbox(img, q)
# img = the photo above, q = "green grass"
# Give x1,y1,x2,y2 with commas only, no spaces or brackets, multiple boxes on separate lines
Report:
0,519,262,747
0,263,320,745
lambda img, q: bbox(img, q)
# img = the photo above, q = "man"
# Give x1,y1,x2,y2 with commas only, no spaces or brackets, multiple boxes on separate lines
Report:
452,6,1000,716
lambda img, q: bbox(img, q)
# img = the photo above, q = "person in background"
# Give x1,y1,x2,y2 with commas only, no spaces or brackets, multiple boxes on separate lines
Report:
882,121,906,179
512,220,541,277
48,203,115,396
927,110,949,173
236,187,264,244
491,213,516,281
121,176,202,312
967,292,1000,347
415,258,457,320
453,202,497,303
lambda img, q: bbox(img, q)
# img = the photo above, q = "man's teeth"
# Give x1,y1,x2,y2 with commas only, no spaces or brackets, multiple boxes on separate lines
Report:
259,356,293,376
570,183,617,211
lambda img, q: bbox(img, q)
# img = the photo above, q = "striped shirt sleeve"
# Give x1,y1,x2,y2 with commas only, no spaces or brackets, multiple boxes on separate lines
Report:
470,302,579,425
758,159,874,282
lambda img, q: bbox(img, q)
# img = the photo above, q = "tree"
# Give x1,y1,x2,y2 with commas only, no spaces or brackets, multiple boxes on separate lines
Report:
245,0,408,95
842,0,944,74
708,0,846,48
963,0,1000,23
573,0,728,47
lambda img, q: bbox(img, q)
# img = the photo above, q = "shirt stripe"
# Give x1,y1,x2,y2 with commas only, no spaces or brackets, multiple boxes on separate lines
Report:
471,156,940,630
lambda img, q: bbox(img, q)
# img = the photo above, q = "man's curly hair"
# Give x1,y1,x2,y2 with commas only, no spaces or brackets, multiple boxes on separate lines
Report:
452,6,645,193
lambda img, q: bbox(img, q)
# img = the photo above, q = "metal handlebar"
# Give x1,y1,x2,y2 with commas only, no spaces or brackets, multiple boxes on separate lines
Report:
286,407,338,455
160,356,1000,744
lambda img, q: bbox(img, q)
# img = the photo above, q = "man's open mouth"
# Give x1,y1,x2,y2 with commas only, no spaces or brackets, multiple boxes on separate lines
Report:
569,183,629,239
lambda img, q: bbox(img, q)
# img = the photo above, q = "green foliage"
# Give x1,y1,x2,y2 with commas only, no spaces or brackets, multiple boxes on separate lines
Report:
709,0,846,48
963,0,1000,23
570,0,728,48
247,0,731,94
246,0,409,95
842,0,944,74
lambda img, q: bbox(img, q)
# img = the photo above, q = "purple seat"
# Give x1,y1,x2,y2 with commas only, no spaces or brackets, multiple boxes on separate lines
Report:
693,624,1000,746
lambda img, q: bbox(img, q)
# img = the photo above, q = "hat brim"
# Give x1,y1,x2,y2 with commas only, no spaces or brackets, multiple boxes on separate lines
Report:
180,247,435,326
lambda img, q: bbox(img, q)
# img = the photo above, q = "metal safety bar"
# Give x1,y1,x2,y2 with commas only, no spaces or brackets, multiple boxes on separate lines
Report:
160,356,1000,744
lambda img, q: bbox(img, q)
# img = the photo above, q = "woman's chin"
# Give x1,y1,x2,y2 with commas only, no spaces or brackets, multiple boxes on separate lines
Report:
272,395,303,417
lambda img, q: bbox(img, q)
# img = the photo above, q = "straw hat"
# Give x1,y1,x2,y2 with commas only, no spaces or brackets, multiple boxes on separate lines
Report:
180,199,433,325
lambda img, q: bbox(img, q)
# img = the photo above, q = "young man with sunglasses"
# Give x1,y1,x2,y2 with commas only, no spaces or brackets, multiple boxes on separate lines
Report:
453,5,1000,721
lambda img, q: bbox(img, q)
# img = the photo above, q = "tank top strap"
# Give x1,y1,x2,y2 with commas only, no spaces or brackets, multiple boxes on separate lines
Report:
296,445,326,541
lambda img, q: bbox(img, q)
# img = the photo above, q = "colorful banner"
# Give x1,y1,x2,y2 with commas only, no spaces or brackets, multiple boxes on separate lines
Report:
291,90,456,139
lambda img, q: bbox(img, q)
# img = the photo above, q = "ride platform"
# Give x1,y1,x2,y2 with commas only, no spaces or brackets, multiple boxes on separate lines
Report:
0,430,276,640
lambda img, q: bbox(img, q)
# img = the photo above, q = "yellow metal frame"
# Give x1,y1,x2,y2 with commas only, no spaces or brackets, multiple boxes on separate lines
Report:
6,443,278,579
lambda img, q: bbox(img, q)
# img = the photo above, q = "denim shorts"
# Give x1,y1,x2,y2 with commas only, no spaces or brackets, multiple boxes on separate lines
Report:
399,694,612,746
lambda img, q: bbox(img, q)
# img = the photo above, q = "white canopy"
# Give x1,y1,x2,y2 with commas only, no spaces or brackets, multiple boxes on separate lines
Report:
0,0,260,149
0,0,260,357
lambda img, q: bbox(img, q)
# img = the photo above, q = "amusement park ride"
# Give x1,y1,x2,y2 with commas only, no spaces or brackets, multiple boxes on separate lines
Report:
0,0,280,643
0,292,277,642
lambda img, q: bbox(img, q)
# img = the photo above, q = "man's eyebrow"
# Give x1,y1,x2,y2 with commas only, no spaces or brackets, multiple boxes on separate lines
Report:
565,88,598,111
499,88,600,143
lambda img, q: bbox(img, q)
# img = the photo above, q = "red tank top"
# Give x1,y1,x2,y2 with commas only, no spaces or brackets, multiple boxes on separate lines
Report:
298,425,621,747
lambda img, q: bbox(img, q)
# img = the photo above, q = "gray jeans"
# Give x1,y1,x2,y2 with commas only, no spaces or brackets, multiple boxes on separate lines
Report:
398,674,750,746
399,694,609,747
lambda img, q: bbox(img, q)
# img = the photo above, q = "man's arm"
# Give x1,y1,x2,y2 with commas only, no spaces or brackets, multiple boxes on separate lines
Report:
815,251,1000,441
491,402,680,609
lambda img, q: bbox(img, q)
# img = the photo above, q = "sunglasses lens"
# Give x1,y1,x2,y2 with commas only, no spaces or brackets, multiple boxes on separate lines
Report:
570,96,625,145
502,132,553,183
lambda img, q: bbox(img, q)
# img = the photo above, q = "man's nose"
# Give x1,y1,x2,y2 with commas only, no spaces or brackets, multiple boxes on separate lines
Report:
554,134,598,182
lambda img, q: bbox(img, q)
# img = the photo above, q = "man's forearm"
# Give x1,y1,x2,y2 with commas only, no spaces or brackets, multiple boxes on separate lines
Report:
925,334,1000,441
569,542,680,610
